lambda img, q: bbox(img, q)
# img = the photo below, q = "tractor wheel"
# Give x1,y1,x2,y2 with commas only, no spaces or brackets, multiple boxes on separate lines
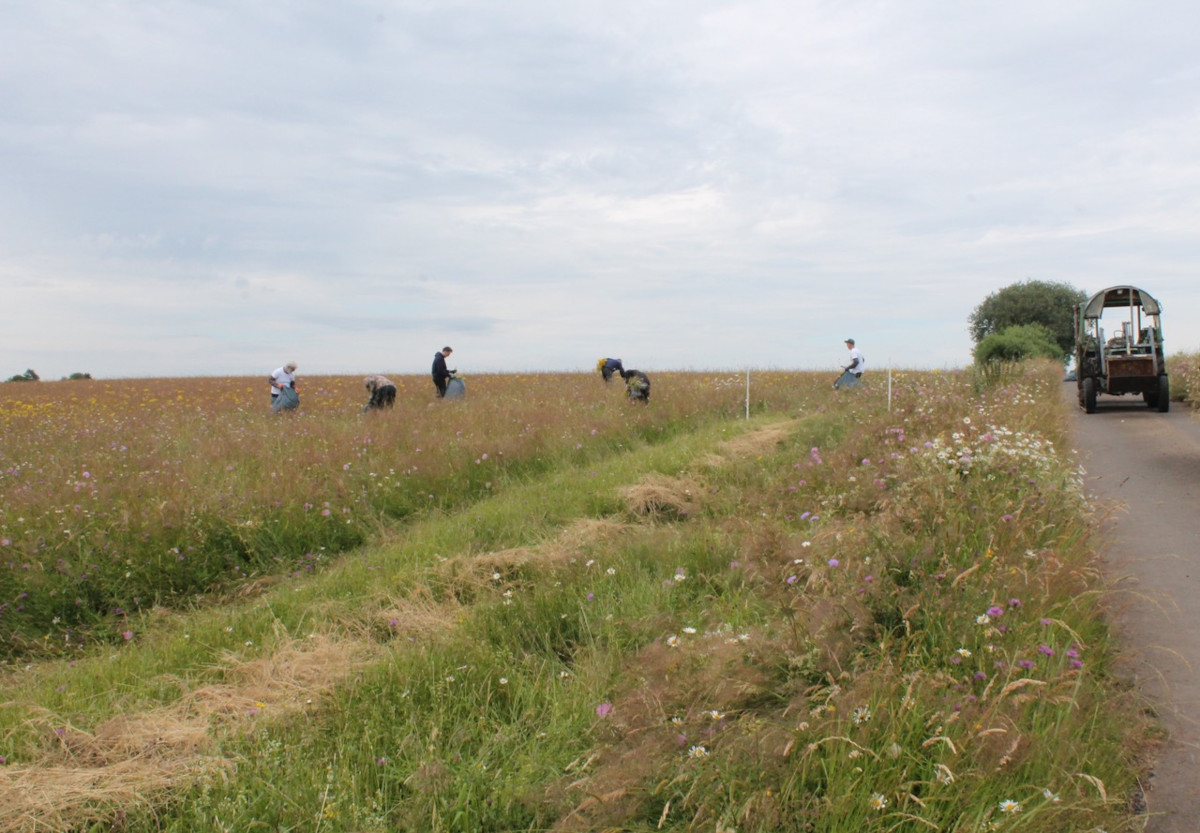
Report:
1157,375,1170,413
1082,377,1097,414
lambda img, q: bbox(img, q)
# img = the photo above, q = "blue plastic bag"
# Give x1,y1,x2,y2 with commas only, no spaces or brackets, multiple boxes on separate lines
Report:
271,386,300,411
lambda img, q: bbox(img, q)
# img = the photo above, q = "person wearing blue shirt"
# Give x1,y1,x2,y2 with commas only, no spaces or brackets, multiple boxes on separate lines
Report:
597,357,624,383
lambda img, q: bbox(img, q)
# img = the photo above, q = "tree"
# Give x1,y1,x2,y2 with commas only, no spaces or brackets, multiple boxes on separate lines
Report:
5,369,39,383
973,324,1063,365
968,280,1086,360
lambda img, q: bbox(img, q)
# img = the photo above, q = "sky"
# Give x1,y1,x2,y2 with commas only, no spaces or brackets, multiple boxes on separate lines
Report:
3,1,1199,379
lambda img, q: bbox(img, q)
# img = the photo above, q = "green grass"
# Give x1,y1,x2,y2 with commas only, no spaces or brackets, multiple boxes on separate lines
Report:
0,366,1153,832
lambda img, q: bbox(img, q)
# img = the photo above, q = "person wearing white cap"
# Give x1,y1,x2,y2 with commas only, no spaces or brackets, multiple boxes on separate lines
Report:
834,339,865,389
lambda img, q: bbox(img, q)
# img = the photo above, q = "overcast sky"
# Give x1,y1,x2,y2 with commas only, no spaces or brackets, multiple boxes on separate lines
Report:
3,1,1199,379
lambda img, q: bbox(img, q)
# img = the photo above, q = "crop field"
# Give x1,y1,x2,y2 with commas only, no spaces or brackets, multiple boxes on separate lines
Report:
0,366,1151,831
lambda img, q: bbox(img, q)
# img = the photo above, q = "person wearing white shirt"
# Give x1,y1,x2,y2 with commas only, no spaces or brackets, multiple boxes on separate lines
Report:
834,340,865,389
269,362,298,409
843,339,865,376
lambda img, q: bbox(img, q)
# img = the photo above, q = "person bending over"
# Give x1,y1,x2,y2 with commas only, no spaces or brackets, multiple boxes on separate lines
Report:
596,357,624,383
363,375,396,411
269,362,299,411
620,368,651,404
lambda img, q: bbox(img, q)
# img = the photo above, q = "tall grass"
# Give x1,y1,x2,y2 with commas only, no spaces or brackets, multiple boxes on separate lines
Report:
0,371,818,654
0,364,1151,831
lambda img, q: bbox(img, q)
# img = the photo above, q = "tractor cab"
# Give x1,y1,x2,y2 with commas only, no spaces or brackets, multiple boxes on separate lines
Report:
1074,285,1168,413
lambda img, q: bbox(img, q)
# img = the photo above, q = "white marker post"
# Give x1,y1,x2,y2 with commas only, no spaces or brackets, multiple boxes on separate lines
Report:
745,368,750,420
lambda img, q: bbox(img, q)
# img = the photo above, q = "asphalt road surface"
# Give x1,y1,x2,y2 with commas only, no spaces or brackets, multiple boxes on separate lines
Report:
1067,382,1200,831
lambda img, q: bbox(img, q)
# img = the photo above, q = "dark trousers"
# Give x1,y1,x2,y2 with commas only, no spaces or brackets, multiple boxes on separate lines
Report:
366,385,396,410
433,376,448,397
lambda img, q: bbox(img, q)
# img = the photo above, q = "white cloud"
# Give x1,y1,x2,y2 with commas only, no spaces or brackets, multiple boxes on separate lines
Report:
3,0,1200,379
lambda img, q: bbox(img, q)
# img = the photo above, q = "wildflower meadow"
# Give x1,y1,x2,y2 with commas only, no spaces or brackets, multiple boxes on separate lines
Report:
0,364,1158,831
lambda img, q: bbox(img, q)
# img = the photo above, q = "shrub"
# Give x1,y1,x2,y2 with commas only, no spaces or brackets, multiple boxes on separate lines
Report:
973,324,1063,365
1166,351,1200,406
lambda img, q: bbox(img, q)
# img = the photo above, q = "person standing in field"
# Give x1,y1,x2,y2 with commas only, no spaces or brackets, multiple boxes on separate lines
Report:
431,347,454,398
619,367,651,404
834,338,866,389
597,357,625,383
269,362,299,411
362,375,397,412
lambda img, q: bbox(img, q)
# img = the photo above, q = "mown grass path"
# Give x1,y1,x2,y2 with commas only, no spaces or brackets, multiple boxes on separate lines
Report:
0,414,815,831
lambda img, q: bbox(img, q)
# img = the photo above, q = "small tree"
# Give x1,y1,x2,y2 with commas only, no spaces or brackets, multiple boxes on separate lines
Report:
968,280,1085,360
5,369,39,383
974,324,1063,365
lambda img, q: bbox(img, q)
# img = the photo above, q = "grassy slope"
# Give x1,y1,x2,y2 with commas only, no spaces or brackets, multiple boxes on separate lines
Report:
1,367,1149,832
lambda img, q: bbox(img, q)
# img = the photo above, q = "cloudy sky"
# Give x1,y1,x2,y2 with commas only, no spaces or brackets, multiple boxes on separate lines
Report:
3,1,1199,379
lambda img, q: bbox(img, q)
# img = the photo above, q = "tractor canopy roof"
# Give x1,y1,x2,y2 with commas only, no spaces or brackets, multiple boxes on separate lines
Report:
1079,285,1162,319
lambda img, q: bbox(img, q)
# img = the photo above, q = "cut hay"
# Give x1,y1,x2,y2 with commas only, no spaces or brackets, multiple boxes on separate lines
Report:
5,635,375,832
555,517,630,550
471,546,572,571
186,634,377,721
377,588,466,638
0,757,231,833
621,473,703,520
715,421,796,460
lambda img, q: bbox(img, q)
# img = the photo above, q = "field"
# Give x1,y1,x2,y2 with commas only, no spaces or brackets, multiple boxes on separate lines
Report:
0,366,1153,831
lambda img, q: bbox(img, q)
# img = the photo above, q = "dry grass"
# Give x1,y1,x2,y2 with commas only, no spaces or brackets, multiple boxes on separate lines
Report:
715,420,797,459
0,757,229,833
1,635,375,833
555,517,631,549
621,473,704,520
376,586,468,639
440,518,632,587
619,422,801,525
696,420,797,470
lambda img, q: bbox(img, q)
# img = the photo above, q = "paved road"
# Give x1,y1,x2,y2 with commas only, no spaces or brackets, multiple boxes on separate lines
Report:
1067,383,1200,831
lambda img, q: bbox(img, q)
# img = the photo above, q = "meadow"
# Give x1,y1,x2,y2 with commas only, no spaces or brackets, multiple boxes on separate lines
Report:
0,364,1163,831
0,371,773,654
